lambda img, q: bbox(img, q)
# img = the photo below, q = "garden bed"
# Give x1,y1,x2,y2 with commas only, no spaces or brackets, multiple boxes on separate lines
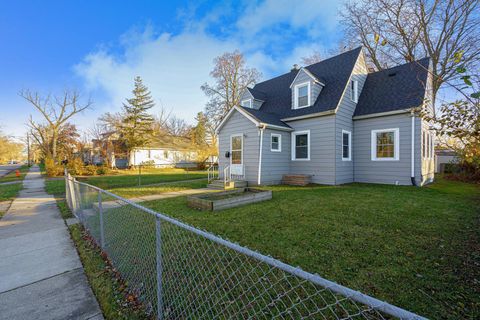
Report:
187,188,272,210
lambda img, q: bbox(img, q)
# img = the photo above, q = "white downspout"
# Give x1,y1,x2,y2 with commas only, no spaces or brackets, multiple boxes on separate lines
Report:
411,113,417,186
257,125,266,185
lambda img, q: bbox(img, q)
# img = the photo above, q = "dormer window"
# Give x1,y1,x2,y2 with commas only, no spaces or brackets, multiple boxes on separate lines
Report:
241,99,252,108
350,80,358,103
294,82,310,109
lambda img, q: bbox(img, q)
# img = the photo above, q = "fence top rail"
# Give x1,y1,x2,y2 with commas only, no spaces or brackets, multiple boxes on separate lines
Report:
67,176,427,320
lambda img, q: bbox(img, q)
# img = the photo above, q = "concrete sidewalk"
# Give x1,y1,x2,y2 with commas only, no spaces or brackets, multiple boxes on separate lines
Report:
0,166,103,320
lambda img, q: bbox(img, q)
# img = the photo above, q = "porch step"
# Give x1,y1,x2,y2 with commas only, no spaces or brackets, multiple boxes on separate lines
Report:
282,174,311,186
207,180,248,190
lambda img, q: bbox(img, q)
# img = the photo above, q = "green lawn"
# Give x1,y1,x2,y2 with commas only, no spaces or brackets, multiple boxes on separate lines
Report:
101,178,478,319
0,183,23,218
77,169,207,189
0,183,22,201
109,179,207,198
0,165,29,183
69,224,149,320
46,169,208,197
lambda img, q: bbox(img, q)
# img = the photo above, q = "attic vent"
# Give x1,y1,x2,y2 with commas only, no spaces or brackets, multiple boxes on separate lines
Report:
291,64,299,72
388,72,397,77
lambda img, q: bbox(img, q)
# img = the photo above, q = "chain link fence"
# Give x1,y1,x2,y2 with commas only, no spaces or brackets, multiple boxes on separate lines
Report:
65,172,427,320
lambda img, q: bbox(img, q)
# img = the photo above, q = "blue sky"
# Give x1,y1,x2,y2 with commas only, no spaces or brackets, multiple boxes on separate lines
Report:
0,0,344,137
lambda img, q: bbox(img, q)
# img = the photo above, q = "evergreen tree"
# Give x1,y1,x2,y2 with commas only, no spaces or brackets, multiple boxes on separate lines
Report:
121,76,155,165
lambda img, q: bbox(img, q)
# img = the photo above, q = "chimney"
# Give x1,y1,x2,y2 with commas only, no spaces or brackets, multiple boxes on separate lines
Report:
291,64,299,72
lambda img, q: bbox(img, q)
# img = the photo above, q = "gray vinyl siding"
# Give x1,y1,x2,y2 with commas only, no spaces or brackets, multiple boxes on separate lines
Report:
288,116,336,185
291,69,322,107
353,113,422,185
335,52,368,184
218,110,260,184
260,129,291,185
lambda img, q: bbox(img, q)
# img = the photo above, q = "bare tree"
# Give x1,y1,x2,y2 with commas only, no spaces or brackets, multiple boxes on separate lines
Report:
201,51,262,127
165,116,191,137
20,89,92,160
301,51,323,65
342,0,480,105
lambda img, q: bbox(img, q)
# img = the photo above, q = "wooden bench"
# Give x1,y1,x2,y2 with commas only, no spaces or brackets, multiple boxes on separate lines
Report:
282,174,311,186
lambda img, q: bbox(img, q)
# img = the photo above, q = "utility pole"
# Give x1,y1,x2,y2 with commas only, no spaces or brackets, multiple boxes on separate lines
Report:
27,133,31,166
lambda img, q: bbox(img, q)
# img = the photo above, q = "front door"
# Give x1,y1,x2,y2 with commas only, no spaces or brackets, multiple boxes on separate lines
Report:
230,134,243,176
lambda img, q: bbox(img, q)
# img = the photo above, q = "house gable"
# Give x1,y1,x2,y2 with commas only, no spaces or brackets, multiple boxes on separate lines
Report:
240,88,266,110
289,68,324,110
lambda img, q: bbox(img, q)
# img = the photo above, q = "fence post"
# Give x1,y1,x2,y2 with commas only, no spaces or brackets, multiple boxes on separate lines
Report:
98,190,105,249
69,176,77,215
155,215,163,320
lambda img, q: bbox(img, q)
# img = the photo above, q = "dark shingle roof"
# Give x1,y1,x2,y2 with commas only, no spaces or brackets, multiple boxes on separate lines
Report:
237,106,291,129
354,58,430,116
252,47,363,119
232,47,430,128
247,87,267,101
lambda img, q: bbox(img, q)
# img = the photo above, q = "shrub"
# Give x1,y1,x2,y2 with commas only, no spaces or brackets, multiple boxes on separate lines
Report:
45,158,64,177
96,166,108,175
83,165,98,176
67,158,86,176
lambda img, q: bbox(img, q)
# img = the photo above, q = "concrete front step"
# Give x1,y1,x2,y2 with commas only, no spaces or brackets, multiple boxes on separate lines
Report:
207,180,248,189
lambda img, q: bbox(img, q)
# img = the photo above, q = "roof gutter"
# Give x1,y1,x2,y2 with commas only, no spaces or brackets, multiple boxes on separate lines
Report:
257,124,266,185
410,111,417,186
353,109,411,120
259,122,293,132
281,109,335,122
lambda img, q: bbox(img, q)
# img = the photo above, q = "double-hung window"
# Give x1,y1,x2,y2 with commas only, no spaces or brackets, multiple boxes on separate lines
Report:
291,130,310,160
371,128,399,161
294,82,310,108
241,99,252,108
342,130,351,161
271,134,281,152
350,80,358,103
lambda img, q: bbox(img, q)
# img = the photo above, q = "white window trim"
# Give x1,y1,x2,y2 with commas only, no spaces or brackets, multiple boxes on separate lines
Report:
428,133,431,159
429,132,434,159
291,130,310,161
342,130,352,161
371,128,400,161
293,82,311,109
241,99,252,109
230,134,244,166
270,133,282,152
350,80,358,103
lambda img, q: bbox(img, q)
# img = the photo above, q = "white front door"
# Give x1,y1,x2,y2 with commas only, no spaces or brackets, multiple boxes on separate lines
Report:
230,134,243,176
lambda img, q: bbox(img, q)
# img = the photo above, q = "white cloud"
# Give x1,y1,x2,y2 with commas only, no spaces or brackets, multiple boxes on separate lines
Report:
75,29,238,123
74,1,343,127
237,0,341,36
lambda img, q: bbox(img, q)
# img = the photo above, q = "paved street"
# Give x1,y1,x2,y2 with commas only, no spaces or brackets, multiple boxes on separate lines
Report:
0,165,103,320
0,164,21,178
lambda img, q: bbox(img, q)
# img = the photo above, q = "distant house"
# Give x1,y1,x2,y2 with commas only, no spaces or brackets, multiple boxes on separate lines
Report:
216,47,436,186
84,132,128,168
435,149,459,173
130,136,198,168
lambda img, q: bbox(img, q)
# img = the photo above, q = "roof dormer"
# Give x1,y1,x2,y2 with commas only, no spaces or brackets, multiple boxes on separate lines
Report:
239,87,266,110
289,67,325,110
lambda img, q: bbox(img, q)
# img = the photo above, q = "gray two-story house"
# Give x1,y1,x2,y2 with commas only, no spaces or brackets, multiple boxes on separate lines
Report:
216,47,435,187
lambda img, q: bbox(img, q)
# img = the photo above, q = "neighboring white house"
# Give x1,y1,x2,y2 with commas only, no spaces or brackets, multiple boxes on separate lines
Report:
130,136,198,168
435,149,459,173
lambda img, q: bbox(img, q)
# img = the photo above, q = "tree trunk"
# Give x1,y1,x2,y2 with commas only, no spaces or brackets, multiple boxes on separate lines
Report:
51,128,58,160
